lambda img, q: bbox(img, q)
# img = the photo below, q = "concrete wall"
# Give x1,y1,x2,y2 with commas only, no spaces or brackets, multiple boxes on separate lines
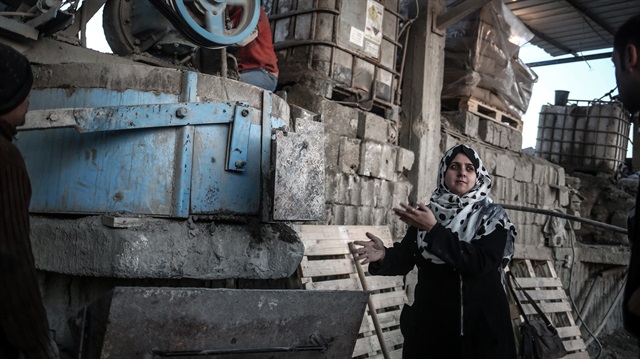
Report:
285,85,414,240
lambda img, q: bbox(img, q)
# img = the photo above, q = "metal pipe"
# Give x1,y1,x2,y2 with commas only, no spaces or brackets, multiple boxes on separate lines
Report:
154,344,327,356
349,242,391,359
498,204,628,235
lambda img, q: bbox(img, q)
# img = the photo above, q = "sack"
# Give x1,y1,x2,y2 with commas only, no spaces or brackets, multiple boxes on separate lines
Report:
519,319,568,359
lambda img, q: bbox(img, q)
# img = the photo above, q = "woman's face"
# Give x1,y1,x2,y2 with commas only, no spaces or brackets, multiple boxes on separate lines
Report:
444,152,477,196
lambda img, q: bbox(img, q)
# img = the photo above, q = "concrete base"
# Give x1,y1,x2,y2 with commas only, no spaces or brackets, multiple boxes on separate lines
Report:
31,215,304,280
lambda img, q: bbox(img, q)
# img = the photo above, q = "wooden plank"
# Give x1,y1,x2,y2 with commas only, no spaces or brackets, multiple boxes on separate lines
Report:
303,277,360,291
353,335,381,357
557,325,583,338
364,276,405,291
513,245,554,261
371,291,408,309
511,276,564,288
369,348,403,359
296,225,393,244
359,310,403,333
564,351,591,359
562,338,587,351
520,301,573,315
299,257,355,277
513,289,568,301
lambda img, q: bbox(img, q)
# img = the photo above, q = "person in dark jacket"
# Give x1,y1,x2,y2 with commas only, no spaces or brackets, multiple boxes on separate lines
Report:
353,144,517,359
0,42,59,359
612,13,640,342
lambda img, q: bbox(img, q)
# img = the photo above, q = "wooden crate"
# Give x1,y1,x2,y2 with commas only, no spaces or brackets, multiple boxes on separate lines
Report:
508,245,590,359
295,225,407,359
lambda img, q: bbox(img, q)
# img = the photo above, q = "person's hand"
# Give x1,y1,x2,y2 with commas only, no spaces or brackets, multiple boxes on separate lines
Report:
393,202,436,231
352,232,386,265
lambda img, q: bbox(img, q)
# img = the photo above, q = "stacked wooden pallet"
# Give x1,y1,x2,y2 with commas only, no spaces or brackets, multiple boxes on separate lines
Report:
442,95,523,131
508,245,590,358
294,225,407,359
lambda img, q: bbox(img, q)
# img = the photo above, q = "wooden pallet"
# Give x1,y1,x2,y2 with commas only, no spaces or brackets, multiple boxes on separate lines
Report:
295,225,406,359
508,245,590,359
442,96,523,131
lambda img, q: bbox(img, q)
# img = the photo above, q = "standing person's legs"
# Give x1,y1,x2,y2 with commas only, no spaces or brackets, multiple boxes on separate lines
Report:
239,68,277,92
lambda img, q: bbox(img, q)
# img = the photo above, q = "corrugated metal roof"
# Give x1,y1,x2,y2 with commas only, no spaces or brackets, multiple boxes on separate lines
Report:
503,0,640,57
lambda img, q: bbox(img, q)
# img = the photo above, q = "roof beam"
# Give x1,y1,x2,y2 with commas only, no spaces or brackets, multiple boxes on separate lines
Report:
562,0,616,36
436,0,491,30
526,51,612,67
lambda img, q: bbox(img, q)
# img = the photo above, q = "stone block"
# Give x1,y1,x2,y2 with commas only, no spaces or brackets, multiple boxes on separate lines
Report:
379,144,397,181
324,133,341,173
333,204,345,225
357,206,373,225
482,150,497,175
294,116,323,134
338,136,361,174
396,148,415,174
347,175,361,206
344,206,358,225
322,102,359,138
478,118,496,145
441,111,479,138
357,111,389,143
524,182,537,205
358,141,383,178
360,177,375,207
289,104,318,124
494,153,516,178
532,163,545,184
547,166,559,186
557,166,566,186
513,158,533,183
511,181,524,203
325,172,340,203
558,187,569,207
336,173,350,204
392,181,412,207
491,176,505,203
509,128,523,151
376,180,392,208
442,134,461,155
371,207,387,225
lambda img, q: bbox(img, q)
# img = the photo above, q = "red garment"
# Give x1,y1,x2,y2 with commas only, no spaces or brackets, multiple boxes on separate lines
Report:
233,6,278,76
0,119,58,359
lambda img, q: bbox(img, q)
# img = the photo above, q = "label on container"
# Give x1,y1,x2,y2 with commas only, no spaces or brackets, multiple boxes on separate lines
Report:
365,0,384,45
364,41,379,57
349,26,364,47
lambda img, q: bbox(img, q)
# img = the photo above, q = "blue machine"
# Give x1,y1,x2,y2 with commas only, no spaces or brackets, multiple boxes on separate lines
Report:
18,69,288,218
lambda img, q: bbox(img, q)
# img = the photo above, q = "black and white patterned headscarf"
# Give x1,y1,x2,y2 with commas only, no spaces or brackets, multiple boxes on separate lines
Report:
418,144,516,265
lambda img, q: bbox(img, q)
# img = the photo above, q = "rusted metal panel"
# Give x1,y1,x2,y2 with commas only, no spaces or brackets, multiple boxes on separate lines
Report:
77,287,368,358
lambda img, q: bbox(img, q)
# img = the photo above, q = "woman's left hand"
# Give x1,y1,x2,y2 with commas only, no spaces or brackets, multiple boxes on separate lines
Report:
393,202,436,231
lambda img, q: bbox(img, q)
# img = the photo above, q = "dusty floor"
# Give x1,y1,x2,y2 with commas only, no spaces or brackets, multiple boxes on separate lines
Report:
587,330,639,359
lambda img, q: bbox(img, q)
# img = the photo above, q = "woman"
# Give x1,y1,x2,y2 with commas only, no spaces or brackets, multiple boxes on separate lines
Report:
354,144,517,359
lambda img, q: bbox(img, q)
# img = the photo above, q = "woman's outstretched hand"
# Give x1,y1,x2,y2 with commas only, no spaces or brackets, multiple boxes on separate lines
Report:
352,232,386,265
393,202,436,231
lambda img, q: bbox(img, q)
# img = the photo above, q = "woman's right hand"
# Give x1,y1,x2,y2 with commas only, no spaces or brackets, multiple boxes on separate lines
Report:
353,232,386,264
